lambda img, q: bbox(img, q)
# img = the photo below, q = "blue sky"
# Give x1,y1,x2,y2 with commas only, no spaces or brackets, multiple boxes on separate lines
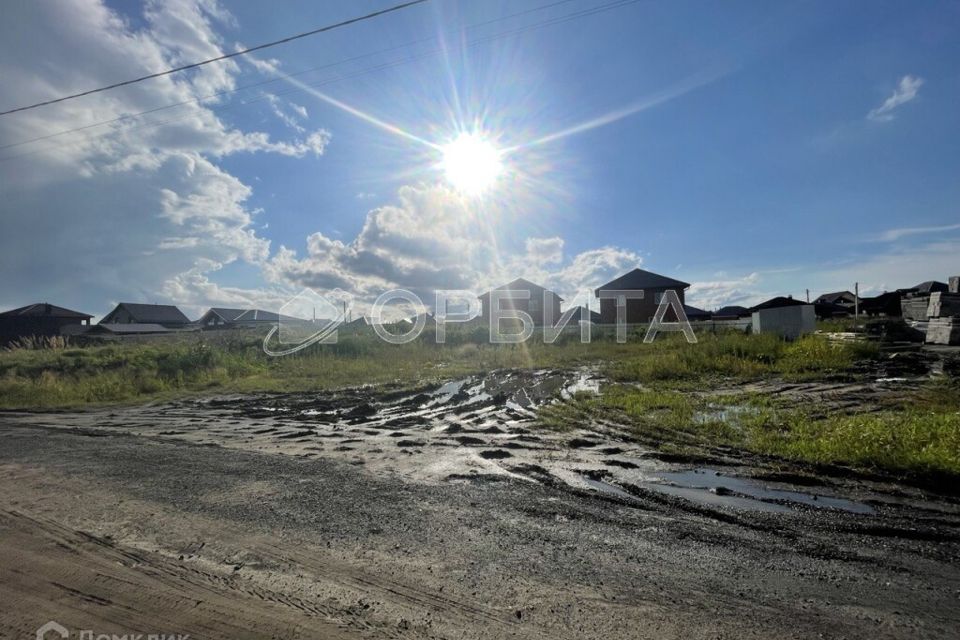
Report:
1,0,958,318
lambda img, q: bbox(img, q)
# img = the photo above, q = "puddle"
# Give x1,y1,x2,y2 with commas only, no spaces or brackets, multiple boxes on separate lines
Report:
561,371,600,399
651,469,874,515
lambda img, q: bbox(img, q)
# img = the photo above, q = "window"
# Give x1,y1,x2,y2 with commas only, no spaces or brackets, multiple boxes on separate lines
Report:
654,291,664,304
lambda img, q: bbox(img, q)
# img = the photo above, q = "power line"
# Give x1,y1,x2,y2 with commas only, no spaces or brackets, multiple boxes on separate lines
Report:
0,0,585,152
0,0,643,162
0,0,429,117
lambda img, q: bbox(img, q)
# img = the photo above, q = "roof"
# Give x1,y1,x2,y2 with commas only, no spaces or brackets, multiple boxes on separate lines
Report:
914,281,949,294
202,308,297,323
814,291,855,304
479,278,563,301
749,296,807,313
567,306,602,323
0,303,92,319
683,304,711,319
595,268,690,294
104,303,190,325
712,305,749,318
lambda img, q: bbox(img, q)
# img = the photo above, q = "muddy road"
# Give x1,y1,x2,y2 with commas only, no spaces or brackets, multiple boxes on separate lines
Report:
2,369,959,639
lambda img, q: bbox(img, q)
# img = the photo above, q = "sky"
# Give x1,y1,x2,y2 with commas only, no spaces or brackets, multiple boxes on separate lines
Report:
0,0,958,320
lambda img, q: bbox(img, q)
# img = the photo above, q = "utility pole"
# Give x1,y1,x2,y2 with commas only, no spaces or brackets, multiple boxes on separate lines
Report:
806,289,810,303
854,282,859,330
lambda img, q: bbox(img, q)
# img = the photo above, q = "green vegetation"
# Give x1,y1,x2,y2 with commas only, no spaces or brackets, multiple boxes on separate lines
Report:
539,377,960,480
4,325,956,480
0,328,880,409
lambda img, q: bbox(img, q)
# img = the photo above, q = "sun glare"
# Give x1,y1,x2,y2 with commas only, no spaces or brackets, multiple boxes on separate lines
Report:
440,133,503,195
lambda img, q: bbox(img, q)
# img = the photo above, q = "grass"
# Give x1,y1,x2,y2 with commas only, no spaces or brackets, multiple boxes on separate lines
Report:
538,377,960,481
4,323,956,480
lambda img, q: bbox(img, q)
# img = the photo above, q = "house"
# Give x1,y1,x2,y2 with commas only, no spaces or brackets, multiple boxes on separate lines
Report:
712,305,749,320
197,308,296,329
748,296,806,313
594,268,690,324
683,304,711,321
914,280,949,295
860,291,903,317
84,323,177,336
100,302,191,328
814,302,852,319
566,306,602,324
814,291,857,308
0,303,93,344
479,278,562,327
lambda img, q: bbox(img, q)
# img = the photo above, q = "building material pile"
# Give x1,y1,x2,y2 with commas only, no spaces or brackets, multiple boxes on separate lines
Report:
923,277,960,346
926,317,960,346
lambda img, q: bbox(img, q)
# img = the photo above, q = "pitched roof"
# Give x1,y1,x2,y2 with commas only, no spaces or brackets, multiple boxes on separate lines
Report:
683,304,711,319
202,308,306,324
478,278,562,300
567,306,602,323
814,291,855,304
712,305,749,318
914,280,949,294
104,303,190,325
748,296,807,312
204,308,248,322
0,303,92,319
595,268,690,294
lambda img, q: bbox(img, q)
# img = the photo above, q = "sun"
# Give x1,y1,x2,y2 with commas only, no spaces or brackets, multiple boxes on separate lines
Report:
439,132,503,195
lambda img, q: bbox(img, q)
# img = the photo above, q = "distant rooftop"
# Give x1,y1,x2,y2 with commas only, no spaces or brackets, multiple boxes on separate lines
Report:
0,303,92,319
595,269,690,294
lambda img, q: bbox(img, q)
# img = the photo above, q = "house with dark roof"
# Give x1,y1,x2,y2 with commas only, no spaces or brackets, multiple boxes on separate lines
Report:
913,280,949,294
860,291,903,317
100,302,191,328
479,278,563,327
712,305,749,320
197,307,299,329
594,268,690,324
748,296,806,313
0,303,93,344
566,306,602,324
683,304,711,321
814,291,857,308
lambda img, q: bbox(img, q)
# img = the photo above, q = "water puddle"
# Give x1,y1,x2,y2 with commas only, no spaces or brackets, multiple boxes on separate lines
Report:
651,468,874,515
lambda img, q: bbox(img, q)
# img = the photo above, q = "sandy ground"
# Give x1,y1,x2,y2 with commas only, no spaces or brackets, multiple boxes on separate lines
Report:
2,368,960,639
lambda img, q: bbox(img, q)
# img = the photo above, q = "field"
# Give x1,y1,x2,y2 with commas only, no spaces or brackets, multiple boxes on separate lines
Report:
3,324,960,639
2,325,957,481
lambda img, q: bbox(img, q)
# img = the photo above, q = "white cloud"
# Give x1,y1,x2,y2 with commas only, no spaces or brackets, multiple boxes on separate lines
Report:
264,183,642,314
0,0,330,316
870,222,960,242
867,75,924,122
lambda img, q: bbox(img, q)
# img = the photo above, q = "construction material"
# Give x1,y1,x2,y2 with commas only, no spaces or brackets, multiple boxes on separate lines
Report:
927,292,960,319
925,317,960,345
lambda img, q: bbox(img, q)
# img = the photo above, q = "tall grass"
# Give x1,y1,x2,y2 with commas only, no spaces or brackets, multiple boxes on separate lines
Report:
0,328,878,409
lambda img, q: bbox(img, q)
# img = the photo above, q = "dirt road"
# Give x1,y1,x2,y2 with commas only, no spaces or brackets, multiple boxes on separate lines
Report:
2,370,959,639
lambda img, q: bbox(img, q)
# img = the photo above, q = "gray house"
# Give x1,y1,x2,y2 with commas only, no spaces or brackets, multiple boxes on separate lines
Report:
100,303,191,328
